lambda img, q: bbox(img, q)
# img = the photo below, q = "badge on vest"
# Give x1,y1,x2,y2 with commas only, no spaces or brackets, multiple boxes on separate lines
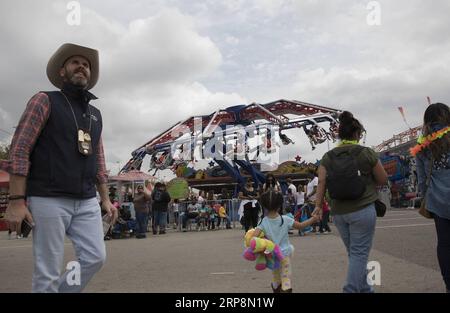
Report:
77,129,93,156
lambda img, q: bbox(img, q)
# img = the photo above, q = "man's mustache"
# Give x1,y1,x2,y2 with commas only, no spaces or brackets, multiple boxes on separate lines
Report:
74,68,88,76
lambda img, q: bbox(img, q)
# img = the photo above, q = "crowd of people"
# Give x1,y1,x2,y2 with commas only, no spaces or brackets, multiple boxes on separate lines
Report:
103,187,235,238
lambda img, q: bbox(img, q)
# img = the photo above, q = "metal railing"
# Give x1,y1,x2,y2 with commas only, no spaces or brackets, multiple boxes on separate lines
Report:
173,199,243,231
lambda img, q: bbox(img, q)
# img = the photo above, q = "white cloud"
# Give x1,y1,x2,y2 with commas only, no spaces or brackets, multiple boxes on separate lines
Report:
225,35,240,46
0,0,244,176
1,0,449,179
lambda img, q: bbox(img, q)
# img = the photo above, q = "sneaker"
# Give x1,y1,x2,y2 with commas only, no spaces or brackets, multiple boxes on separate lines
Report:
271,284,281,293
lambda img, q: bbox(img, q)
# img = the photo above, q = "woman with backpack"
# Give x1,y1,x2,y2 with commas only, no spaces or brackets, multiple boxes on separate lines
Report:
412,103,450,293
313,111,388,293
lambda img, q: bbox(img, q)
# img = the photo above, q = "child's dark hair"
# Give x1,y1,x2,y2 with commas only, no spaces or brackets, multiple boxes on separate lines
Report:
259,190,284,226
338,111,365,141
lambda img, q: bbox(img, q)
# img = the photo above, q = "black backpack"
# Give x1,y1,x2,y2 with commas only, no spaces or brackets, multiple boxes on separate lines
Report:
326,146,367,200
153,190,162,202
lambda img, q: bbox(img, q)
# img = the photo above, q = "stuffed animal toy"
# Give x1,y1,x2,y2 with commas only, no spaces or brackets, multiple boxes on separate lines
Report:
242,229,284,271
244,228,264,247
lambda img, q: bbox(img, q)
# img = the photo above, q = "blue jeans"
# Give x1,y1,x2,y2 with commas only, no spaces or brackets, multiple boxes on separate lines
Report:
28,197,106,293
152,210,167,233
333,203,376,293
135,211,149,236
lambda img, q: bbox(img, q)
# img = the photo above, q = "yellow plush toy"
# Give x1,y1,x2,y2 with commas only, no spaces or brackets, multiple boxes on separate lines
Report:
244,228,264,247
242,228,284,271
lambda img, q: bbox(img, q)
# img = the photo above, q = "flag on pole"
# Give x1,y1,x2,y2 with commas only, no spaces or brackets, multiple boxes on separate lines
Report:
398,106,412,129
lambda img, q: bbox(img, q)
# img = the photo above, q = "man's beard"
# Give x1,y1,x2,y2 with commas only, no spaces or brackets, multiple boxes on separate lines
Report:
65,69,89,88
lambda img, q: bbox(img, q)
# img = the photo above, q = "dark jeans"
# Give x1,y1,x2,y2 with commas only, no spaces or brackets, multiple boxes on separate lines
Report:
181,212,199,228
319,211,331,232
434,215,450,291
217,217,231,228
152,210,167,233
243,203,259,232
174,212,179,226
135,211,149,236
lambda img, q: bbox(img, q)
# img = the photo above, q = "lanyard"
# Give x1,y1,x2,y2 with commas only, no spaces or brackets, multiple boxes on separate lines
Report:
60,91,93,155
60,91,92,133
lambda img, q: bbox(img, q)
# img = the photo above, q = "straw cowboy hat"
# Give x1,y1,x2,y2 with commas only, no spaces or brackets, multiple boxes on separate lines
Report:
46,43,99,90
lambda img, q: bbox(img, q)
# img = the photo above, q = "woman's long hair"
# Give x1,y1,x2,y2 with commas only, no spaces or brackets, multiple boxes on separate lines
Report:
422,103,450,159
264,173,278,191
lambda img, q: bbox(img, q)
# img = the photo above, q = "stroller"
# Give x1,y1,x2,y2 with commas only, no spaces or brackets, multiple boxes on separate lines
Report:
294,204,312,236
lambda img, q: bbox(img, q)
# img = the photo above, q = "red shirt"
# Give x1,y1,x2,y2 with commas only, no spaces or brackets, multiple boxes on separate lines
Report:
0,92,108,184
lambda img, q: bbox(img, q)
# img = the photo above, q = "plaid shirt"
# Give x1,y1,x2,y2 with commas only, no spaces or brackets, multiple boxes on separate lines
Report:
0,92,108,184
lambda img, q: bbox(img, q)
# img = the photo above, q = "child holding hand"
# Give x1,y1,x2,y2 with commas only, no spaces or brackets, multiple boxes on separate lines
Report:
252,190,319,293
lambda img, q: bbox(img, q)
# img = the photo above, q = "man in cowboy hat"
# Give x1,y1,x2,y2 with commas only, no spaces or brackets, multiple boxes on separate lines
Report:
2,43,118,292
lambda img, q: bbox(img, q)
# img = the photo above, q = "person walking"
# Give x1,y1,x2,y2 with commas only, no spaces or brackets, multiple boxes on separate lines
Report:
239,180,260,232
412,103,450,293
313,111,388,293
151,183,171,235
133,184,151,238
2,43,118,292
252,190,319,293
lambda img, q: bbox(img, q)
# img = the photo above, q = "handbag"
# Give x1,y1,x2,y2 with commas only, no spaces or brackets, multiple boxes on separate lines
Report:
419,157,433,219
374,200,386,217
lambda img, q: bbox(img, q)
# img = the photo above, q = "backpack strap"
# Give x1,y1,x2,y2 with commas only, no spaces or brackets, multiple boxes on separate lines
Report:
327,145,366,174
348,145,365,157
328,145,364,161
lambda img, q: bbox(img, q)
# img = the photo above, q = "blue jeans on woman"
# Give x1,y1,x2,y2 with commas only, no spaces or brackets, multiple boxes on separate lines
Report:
135,211,149,237
333,203,376,293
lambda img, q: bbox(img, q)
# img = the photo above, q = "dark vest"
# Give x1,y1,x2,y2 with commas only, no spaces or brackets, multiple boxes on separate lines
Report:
26,90,103,199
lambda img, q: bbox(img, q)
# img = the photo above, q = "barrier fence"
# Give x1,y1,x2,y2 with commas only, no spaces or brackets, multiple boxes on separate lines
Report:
119,196,302,233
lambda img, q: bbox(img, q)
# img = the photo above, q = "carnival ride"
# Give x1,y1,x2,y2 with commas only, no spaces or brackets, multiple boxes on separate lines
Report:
375,124,422,207
374,126,422,153
120,99,342,192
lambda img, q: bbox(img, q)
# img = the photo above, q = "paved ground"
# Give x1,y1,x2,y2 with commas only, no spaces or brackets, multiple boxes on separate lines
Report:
0,208,445,293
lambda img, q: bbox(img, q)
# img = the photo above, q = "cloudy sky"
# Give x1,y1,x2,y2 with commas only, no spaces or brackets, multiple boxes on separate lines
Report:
1,0,449,179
